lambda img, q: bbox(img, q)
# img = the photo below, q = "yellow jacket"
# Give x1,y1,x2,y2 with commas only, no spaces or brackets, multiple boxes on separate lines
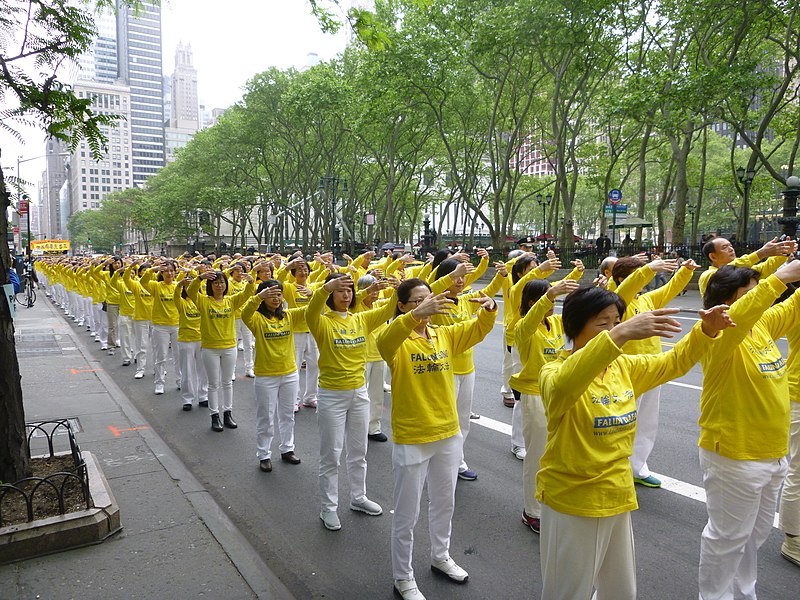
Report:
241,296,307,377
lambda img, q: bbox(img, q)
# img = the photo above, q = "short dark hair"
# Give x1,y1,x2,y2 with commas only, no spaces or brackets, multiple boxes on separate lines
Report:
256,279,284,319
431,248,453,270
289,260,309,276
511,255,537,284
611,256,643,286
205,271,228,296
324,272,356,310
396,278,431,317
703,265,759,309
562,287,626,341
520,280,550,317
702,239,718,261
435,258,461,281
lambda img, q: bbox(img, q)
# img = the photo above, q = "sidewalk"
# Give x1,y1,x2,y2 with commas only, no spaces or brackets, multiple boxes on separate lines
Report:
0,292,293,600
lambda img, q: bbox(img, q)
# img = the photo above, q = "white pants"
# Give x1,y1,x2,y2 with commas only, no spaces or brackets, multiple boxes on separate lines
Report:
97,305,108,346
235,319,255,371
391,434,462,581
501,340,515,399
366,360,386,435
202,347,237,415
454,372,475,472
133,320,151,374
178,341,208,406
294,332,319,405
698,448,788,600
118,314,134,363
317,385,370,513
153,324,180,387
509,345,525,449
84,296,95,331
540,504,636,600
630,385,661,478
255,372,299,459
521,393,547,518
780,402,800,536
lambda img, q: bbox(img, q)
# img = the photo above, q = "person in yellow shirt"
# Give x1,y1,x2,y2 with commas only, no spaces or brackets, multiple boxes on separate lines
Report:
509,277,579,534
697,262,800,599
377,279,497,600
99,256,123,355
611,255,688,488
242,280,308,473
306,273,397,532
173,279,207,411
124,262,154,380
781,285,800,568
697,235,795,297
429,254,507,480
187,270,255,432
500,249,525,407
228,263,256,379
355,274,395,443
140,263,181,395
283,257,321,410
537,287,732,600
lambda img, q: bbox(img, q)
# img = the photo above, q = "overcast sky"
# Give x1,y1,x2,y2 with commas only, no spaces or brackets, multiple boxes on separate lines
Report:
3,0,349,201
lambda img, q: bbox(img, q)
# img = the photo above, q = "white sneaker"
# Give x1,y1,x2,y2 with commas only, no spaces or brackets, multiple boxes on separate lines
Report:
512,445,527,460
154,383,165,395
245,369,255,378
394,579,426,600
350,497,383,516
100,345,108,350
431,557,469,583
319,510,341,531
134,370,144,379
383,383,392,392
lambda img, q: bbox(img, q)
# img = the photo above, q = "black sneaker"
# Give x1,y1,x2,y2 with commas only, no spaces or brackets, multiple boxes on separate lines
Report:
368,432,388,442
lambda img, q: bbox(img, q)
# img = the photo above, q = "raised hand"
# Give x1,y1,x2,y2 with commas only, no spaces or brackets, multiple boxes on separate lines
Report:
698,304,735,337
648,258,679,273
494,261,508,277
411,292,455,320
571,259,585,272
257,286,282,301
539,257,562,272
759,236,797,257
468,292,497,311
476,247,489,259
547,278,579,300
683,258,700,270
610,308,682,346
323,275,353,294
592,274,609,289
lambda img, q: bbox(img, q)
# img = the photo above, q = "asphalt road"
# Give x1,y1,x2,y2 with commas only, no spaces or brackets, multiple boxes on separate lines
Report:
68,305,800,600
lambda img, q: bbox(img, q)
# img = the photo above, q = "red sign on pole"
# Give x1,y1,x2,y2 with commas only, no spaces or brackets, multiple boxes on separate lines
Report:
13,226,20,234
18,200,29,215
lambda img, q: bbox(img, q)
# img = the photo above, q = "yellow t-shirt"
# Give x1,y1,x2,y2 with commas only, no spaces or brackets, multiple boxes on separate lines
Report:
537,324,717,517
142,273,178,326
378,307,497,444
509,295,564,396
173,286,201,343
187,278,255,349
699,274,797,460
786,315,800,403
306,287,397,390
241,296,307,377
698,253,785,297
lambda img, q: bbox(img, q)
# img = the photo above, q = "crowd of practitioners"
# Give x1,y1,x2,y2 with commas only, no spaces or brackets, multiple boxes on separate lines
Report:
31,236,800,600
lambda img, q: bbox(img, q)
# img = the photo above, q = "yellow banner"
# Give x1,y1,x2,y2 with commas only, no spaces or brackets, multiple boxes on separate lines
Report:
31,239,71,252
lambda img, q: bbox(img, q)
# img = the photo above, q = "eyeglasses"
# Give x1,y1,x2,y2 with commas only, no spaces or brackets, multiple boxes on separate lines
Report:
405,298,425,305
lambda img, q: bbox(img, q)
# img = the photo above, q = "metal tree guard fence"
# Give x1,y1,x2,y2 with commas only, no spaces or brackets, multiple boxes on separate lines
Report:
0,419,92,527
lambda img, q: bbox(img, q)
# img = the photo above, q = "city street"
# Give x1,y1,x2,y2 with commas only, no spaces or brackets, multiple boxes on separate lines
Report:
39,292,798,600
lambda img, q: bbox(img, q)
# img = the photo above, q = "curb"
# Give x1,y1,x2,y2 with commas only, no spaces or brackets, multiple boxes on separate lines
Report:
40,297,295,600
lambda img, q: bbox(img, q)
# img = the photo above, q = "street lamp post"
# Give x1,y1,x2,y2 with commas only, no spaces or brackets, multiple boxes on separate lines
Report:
687,203,696,245
536,193,552,239
736,166,756,243
779,175,800,239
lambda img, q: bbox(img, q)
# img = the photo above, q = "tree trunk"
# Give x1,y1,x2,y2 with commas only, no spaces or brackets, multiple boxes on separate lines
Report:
0,161,30,483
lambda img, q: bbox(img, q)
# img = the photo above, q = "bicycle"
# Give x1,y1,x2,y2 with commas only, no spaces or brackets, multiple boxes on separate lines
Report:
14,274,36,308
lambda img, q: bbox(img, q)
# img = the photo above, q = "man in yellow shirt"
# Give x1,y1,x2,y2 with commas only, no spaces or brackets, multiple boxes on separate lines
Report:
698,235,795,297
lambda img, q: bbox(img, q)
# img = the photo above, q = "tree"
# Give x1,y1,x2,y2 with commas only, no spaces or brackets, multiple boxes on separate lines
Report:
1,0,144,484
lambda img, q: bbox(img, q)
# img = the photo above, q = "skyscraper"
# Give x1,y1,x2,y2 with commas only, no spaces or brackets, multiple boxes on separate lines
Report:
116,0,165,186
164,42,200,163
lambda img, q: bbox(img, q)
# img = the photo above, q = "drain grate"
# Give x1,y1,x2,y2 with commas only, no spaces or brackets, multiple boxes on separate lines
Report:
14,327,62,356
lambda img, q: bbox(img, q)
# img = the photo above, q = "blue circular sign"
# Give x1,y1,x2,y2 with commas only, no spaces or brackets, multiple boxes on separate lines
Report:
609,188,622,205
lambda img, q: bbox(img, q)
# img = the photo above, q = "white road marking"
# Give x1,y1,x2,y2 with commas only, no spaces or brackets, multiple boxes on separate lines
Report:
473,387,782,528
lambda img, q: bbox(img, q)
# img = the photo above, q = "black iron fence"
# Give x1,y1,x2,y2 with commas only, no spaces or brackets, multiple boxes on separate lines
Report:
0,419,92,527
